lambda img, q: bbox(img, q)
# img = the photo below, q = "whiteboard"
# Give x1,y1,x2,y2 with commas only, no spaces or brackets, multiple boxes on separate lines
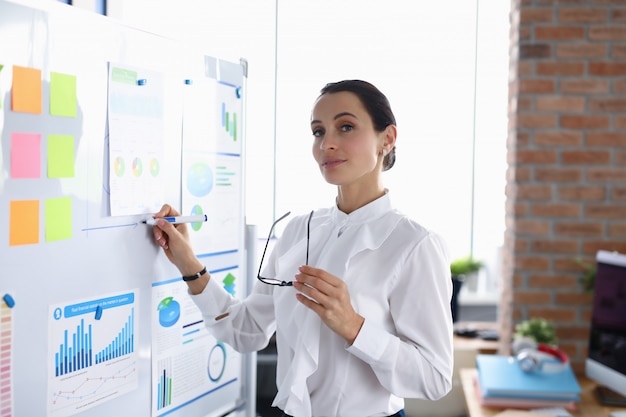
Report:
0,1,248,416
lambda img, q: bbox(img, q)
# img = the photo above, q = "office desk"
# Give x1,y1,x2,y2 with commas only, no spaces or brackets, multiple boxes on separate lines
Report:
460,368,624,417
453,321,500,354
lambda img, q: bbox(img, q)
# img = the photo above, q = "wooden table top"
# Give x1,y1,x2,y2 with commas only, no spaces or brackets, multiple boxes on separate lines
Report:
460,368,625,417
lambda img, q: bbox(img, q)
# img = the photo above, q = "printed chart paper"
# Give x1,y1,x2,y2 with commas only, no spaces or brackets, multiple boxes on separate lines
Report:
107,63,165,216
47,291,139,417
181,79,243,254
151,272,241,417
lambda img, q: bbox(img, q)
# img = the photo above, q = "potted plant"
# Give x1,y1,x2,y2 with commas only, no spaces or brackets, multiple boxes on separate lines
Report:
574,257,596,293
450,255,483,322
514,317,557,346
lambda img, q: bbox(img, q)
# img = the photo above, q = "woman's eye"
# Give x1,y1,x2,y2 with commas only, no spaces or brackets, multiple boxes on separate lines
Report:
312,128,324,137
340,124,354,132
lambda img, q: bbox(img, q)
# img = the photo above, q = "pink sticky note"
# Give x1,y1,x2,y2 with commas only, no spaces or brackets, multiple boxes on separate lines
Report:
10,133,41,178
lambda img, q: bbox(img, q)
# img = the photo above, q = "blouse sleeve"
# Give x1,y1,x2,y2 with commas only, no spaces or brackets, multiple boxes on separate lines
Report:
347,232,454,400
188,270,277,353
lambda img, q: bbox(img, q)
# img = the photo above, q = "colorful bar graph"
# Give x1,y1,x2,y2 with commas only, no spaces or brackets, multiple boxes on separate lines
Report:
157,358,172,410
55,308,135,376
55,319,92,377
95,308,135,365
221,102,237,141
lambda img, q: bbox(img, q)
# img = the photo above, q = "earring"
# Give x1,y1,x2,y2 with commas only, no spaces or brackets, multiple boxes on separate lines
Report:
382,148,387,158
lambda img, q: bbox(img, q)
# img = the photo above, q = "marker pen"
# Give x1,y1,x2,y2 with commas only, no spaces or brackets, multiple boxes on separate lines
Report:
142,214,208,225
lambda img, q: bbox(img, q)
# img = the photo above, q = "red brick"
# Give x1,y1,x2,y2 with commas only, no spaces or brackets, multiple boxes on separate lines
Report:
515,255,551,270
531,239,579,253
558,8,607,22
583,241,626,256
517,96,533,111
518,61,533,76
517,149,558,164
535,26,585,40
590,62,626,76
616,115,626,129
562,150,611,164
587,168,626,182
554,222,604,237
557,43,606,58
554,257,594,273
612,186,626,201
536,95,585,111
514,291,552,303
516,221,551,237
535,168,582,182
536,62,585,76
590,25,626,40
531,203,580,217
517,185,553,200
519,114,558,128
585,205,626,219
521,8,554,23
528,274,579,287
519,79,556,93
535,131,582,146
586,132,626,146
520,43,552,59
556,292,595,305
613,44,626,58
589,98,626,112
527,308,576,322
561,114,610,129
612,9,626,21
615,79,626,93
558,186,606,201
560,79,609,94
609,223,626,237
514,167,532,182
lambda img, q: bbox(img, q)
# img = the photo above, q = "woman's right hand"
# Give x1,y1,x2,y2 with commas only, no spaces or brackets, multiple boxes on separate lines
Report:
151,204,204,278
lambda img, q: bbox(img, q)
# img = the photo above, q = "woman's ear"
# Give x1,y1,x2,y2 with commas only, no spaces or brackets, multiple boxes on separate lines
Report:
383,124,397,150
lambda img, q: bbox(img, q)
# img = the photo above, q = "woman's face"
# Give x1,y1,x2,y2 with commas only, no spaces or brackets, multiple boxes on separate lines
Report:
310,91,384,188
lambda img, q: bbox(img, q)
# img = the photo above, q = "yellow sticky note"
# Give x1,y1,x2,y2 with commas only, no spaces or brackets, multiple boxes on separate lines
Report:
9,200,39,246
50,71,77,117
45,197,73,242
12,65,42,114
48,135,75,178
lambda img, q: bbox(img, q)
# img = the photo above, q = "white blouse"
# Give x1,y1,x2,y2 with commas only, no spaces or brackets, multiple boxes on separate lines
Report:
190,192,453,417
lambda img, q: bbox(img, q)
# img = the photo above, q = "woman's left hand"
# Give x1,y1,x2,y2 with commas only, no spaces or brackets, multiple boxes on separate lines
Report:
294,265,364,345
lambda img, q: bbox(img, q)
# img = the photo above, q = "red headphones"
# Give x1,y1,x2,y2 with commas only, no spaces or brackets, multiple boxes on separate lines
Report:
512,337,570,373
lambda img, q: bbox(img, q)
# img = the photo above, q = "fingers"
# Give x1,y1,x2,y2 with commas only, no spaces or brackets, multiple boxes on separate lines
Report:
155,204,181,218
151,205,186,249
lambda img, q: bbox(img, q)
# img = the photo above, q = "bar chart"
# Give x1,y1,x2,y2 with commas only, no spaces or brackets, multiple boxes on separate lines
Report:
156,358,173,410
48,291,139,417
54,309,135,376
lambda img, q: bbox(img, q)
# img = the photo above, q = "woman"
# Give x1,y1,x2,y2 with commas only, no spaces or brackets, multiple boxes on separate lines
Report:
152,80,453,417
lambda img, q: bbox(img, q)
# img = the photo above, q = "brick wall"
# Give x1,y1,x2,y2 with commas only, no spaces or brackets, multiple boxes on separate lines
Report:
502,0,626,373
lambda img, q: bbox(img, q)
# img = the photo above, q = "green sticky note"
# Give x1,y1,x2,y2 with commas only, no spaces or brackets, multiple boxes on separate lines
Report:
50,71,77,117
45,197,72,242
48,134,75,178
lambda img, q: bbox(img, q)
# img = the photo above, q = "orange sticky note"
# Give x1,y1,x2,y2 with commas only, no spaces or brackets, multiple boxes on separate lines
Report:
12,65,42,114
9,200,40,246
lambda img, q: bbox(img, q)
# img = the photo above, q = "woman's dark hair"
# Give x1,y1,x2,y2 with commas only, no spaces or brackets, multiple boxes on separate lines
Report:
319,80,396,171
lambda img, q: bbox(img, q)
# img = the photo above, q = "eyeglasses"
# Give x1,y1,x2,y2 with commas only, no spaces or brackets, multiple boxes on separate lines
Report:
257,210,314,286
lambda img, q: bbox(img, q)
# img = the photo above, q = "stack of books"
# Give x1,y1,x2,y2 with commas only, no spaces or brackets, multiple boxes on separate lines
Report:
474,354,582,411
